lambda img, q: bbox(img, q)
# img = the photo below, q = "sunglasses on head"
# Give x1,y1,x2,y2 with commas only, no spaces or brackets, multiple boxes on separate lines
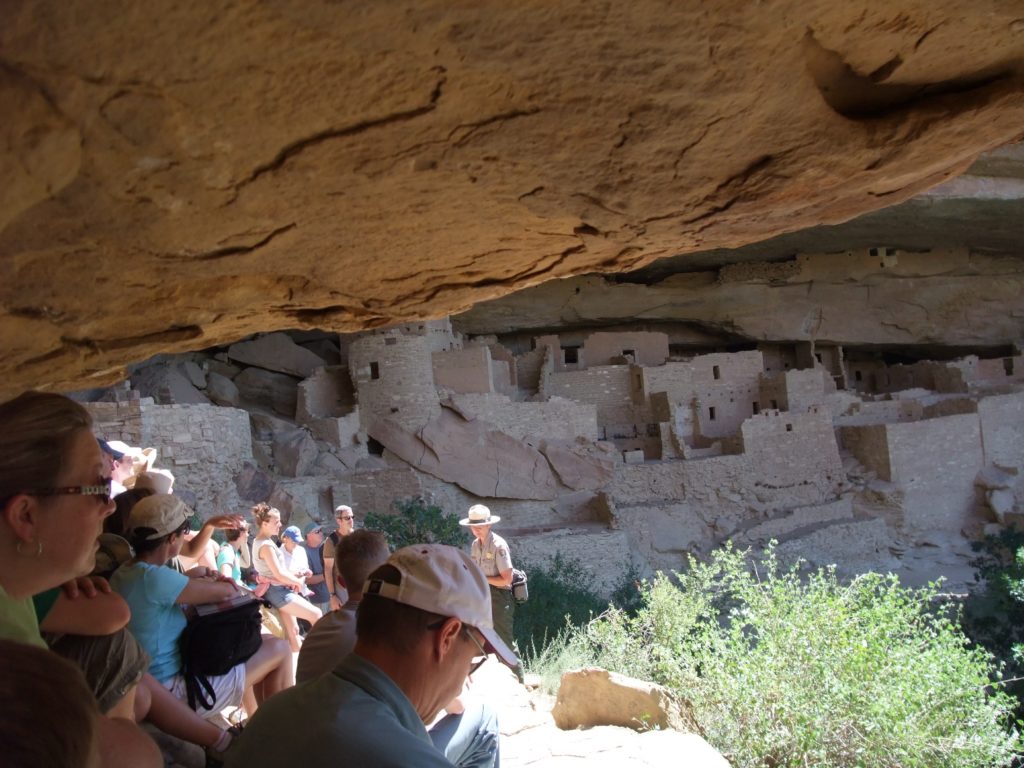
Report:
24,477,113,505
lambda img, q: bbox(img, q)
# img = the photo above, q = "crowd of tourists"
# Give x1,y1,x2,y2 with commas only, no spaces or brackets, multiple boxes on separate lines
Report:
0,390,523,767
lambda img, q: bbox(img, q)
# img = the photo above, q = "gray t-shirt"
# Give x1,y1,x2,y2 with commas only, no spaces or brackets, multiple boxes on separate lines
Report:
294,602,358,684
226,653,454,767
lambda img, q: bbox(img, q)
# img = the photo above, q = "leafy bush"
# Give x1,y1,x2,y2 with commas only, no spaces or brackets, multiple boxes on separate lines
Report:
363,497,465,551
532,544,1020,768
513,553,639,657
963,528,1024,718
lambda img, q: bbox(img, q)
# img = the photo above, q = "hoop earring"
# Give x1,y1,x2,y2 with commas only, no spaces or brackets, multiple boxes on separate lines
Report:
15,540,43,557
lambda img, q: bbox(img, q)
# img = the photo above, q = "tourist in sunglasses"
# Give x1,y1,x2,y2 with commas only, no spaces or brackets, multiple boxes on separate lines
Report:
0,391,161,767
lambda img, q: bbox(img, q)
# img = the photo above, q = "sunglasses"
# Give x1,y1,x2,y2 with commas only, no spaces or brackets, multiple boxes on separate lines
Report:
427,619,489,674
24,477,113,505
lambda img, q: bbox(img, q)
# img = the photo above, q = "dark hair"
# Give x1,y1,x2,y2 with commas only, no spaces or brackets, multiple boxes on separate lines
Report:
335,530,390,596
356,564,444,654
0,392,92,505
106,487,154,537
128,520,188,555
226,523,249,543
0,639,98,767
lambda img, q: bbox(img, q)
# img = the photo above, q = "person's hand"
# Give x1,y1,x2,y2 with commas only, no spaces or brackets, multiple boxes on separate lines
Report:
60,575,111,599
444,695,465,715
329,594,342,611
212,571,237,586
202,514,245,531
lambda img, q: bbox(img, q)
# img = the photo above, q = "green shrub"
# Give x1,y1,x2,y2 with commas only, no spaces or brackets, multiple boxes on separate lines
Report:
513,553,624,658
533,543,1020,768
963,528,1024,719
363,497,465,551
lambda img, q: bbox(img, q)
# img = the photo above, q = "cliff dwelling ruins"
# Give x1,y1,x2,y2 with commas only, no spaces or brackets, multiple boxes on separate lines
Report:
4,2,1024,592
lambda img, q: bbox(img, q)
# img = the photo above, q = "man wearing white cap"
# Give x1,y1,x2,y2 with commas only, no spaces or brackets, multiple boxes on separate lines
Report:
227,544,509,768
460,504,521,682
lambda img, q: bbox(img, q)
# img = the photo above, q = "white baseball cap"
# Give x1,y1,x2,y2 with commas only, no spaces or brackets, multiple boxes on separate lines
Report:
364,544,518,667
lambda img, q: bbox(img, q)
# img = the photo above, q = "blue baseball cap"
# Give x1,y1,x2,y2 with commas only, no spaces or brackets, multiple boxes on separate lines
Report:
281,525,303,543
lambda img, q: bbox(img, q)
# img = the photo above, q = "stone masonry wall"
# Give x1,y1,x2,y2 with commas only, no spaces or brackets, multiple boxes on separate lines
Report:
740,408,844,492
514,345,549,394
838,423,892,478
433,346,494,394
641,362,696,403
296,365,354,421
449,393,598,442
834,399,922,427
543,365,647,432
780,368,835,413
977,392,1024,467
349,331,441,431
581,331,669,367
88,400,254,517
885,413,984,534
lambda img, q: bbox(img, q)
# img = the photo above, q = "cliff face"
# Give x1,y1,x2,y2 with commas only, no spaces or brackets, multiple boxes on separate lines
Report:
3,1,1024,398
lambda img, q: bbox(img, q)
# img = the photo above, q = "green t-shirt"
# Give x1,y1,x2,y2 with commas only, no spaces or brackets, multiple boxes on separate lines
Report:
0,583,47,649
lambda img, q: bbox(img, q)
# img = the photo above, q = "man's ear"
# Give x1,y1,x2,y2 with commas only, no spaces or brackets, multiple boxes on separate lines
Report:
434,617,462,661
3,494,40,544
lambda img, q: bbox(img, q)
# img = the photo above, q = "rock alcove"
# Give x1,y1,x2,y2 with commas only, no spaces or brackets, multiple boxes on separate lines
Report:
3,1,1024,397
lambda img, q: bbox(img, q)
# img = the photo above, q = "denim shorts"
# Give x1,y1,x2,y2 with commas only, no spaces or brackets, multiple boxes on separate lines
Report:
265,584,304,610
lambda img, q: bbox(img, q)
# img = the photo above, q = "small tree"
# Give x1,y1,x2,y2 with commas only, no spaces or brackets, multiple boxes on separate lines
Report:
363,497,465,551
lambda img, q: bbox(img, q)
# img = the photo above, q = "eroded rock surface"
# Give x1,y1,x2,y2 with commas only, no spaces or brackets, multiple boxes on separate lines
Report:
2,1,1024,397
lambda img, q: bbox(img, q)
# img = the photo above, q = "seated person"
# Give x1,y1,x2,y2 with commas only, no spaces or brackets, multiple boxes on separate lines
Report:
228,544,512,768
250,503,322,652
295,529,390,683
217,521,250,586
35,579,239,762
111,494,293,720
0,639,103,768
279,525,314,596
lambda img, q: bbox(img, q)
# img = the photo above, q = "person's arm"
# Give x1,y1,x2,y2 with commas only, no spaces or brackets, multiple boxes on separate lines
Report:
178,514,244,559
216,546,235,579
176,578,239,605
38,589,132,635
490,541,514,588
323,537,339,607
489,568,513,589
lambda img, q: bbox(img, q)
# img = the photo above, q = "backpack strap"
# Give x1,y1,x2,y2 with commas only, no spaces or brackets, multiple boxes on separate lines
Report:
185,671,217,712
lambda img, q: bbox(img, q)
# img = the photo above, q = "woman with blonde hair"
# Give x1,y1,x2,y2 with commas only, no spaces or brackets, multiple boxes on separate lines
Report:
250,502,322,651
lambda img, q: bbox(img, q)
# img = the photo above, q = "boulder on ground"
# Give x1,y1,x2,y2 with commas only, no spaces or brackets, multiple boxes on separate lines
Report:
229,332,327,379
552,667,699,733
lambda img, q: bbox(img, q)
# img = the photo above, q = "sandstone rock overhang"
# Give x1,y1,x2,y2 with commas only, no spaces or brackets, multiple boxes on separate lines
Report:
2,1,1024,398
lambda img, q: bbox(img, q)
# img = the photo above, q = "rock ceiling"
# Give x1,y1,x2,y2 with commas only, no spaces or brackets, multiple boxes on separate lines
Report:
3,1,1024,399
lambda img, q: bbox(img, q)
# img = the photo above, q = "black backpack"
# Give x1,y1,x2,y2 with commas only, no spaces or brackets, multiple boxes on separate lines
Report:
179,598,263,711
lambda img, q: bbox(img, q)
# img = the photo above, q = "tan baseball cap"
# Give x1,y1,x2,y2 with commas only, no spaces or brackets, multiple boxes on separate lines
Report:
126,494,191,540
364,544,518,667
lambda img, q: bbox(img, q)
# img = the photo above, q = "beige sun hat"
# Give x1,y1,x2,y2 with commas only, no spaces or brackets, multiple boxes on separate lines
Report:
364,544,517,667
126,494,191,540
458,504,500,527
